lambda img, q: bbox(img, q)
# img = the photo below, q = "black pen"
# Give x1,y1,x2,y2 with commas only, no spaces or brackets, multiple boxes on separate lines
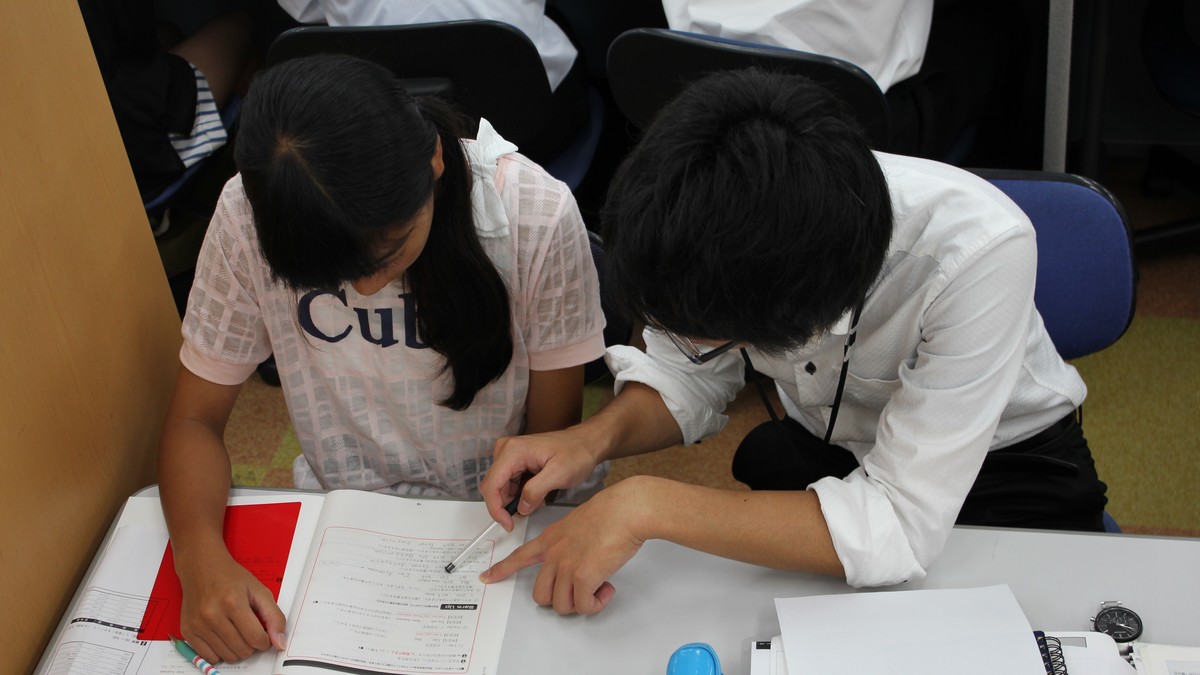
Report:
444,473,532,574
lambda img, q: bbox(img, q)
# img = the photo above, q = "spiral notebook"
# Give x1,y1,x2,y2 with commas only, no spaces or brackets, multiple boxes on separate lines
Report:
1036,631,1069,674
750,630,1146,675
751,631,1069,675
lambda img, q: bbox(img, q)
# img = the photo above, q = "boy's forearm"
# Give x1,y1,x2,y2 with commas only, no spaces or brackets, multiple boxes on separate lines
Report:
631,476,846,578
581,382,686,463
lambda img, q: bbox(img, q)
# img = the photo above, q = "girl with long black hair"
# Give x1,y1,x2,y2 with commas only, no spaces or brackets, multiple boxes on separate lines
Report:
157,54,606,663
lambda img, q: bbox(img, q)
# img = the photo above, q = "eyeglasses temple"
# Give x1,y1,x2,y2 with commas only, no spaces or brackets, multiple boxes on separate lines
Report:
741,348,782,425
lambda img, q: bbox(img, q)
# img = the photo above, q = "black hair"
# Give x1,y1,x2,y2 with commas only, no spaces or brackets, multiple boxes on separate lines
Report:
602,68,893,353
235,54,512,410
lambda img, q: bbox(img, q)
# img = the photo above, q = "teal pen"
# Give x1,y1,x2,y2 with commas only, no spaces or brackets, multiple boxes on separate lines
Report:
170,635,222,675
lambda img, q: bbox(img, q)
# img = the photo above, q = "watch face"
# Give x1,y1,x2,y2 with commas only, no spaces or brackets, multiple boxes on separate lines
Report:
1093,606,1143,642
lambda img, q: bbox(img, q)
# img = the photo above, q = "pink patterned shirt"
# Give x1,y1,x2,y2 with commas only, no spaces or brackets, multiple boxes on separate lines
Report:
180,124,607,498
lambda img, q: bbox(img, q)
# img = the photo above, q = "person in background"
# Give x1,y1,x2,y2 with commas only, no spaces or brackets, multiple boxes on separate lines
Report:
157,54,605,662
659,0,1041,167
478,68,1107,616
275,0,589,163
78,0,253,208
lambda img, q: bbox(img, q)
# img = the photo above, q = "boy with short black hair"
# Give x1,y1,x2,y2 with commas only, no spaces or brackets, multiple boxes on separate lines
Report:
479,68,1107,616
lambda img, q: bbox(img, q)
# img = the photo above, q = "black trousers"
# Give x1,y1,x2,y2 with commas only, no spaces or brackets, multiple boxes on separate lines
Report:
731,414,1109,532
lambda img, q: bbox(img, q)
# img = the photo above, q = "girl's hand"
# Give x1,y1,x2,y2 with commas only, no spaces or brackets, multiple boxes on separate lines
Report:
176,553,287,663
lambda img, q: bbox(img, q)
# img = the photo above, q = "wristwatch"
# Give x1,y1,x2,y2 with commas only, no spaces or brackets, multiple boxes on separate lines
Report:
1091,601,1143,642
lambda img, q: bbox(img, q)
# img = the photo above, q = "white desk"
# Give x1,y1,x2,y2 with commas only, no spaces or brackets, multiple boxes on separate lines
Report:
501,506,1200,674
42,490,1200,675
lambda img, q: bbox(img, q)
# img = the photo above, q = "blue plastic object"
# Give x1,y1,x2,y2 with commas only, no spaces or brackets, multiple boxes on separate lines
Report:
667,642,722,675
1103,511,1122,533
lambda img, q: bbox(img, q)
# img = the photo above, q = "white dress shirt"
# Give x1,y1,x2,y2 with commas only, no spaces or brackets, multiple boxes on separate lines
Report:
277,0,577,90
660,0,935,91
605,152,1086,587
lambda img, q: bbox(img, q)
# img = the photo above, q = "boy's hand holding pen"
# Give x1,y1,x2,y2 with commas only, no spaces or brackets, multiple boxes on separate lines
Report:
445,472,555,574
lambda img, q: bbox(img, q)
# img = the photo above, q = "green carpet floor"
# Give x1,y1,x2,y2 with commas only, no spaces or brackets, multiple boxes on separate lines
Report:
1073,316,1200,534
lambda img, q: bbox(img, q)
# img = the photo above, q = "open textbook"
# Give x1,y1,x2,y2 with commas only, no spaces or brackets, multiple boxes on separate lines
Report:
36,490,527,675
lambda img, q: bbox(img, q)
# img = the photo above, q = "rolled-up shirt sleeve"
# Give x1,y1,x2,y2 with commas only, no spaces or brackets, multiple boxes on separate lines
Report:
812,227,1038,587
606,328,746,444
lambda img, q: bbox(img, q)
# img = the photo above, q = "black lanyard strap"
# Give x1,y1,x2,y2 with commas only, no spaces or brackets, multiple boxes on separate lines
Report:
741,298,864,446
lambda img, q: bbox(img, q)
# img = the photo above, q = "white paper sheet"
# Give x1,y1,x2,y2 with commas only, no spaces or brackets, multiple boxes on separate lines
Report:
774,584,1046,674
1133,643,1200,675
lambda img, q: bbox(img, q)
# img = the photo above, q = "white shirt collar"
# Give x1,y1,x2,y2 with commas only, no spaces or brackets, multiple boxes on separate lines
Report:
828,305,856,336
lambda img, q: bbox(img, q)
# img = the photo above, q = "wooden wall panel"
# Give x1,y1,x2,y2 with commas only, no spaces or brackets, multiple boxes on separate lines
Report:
0,2,183,671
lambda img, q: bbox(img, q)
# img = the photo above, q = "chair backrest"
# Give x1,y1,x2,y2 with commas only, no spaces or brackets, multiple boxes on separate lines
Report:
266,22,553,149
606,27,891,149
974,169,1137,360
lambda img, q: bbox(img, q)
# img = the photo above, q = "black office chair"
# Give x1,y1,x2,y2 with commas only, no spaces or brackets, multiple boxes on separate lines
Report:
606,27,891,149
265,21,603,191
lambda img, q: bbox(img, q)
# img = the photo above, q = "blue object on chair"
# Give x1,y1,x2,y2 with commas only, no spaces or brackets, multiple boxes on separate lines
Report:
1103,512,1122,533
972,170,1137,361
266,22,601,191
607,27,891,150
